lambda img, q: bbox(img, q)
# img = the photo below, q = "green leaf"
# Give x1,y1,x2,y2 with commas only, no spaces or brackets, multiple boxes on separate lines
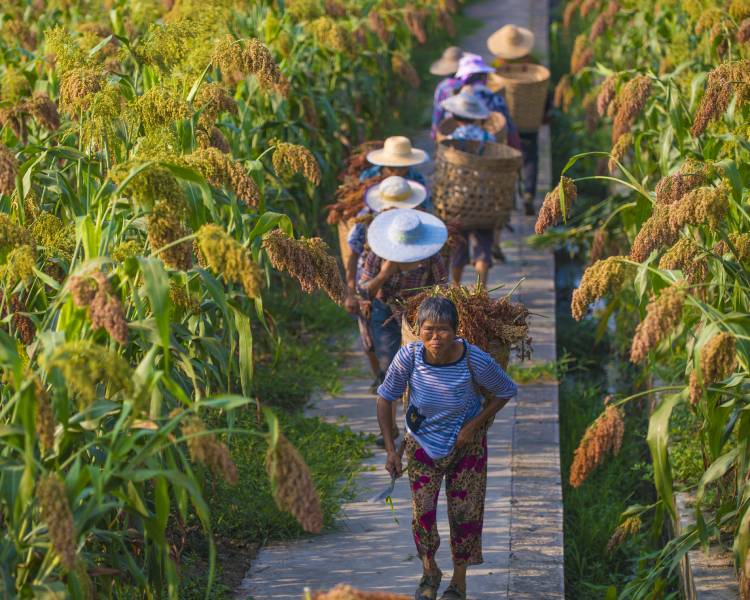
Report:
247,211,294,243
186,62,212,103
138,258,171,368
696,448,738,504
647,392,682,520
231,308,253,397
716,159,743,204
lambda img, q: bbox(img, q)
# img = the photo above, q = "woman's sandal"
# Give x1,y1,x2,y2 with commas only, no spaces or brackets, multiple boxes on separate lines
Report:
439,583,467,600
414,570,442,600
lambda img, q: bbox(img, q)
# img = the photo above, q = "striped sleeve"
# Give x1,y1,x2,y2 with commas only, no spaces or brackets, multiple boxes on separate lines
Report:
376,344,414,402
470,345,518,399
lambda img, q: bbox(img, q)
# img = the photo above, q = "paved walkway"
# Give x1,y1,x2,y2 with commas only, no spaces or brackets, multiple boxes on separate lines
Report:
236,1,563,598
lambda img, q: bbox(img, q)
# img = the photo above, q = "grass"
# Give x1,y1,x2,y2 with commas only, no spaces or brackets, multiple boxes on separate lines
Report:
507,355,571,384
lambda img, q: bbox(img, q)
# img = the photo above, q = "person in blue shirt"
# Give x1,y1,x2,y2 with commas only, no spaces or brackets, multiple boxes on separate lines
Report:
377,296,516,600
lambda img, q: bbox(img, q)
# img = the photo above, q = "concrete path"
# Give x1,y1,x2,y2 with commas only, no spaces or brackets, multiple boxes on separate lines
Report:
236,1,563,598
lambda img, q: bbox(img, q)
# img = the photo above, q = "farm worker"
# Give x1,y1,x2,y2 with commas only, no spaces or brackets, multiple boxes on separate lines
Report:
487,24,551,216
343,136,430,395
429,46,464,140
432,53,521,151
358,207,448,446
439,89,496,286
376,296,517,600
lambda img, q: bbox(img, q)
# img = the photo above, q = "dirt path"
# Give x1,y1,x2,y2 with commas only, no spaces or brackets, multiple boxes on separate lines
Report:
236,1,563,598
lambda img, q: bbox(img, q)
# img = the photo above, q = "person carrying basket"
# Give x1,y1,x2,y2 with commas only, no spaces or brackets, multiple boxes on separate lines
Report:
357,208,448,446
376,296,517,600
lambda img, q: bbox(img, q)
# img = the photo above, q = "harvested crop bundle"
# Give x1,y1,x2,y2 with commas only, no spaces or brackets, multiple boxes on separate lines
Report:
326,174,386,225
313,585,410,600
400,284,532,364
339,140,384,181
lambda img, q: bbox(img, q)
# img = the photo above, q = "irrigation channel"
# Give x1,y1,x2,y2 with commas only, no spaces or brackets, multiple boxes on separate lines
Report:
237,1,564,598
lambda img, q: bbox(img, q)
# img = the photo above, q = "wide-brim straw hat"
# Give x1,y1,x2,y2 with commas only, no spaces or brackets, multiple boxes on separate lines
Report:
440,89,490,120
365,176,427,212
367,208,448,263
454,53,495,81
430,46,463,76
366,136,428,167
487,25,535,59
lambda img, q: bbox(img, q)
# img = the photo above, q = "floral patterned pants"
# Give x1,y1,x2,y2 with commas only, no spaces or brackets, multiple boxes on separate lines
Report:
405,425,489,567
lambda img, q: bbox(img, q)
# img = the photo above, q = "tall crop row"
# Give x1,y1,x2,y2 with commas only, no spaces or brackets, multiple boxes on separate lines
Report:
0,0,459,596
551,0,750,595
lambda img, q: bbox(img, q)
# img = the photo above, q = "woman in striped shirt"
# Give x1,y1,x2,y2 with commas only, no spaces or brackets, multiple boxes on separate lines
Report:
376,297,517,600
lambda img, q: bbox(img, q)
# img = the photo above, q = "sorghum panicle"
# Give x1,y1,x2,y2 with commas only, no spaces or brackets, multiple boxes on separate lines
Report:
629,207,677,262
38,474,77,571
307,17,352,54
553,74,573,111
597,74,617,117
266,433,324,533
701,332,737,386
535,176,578,235
569,402,624,487
0,145,18,196
668,185,728,230
692,61,750,136
570,34,593,74
35,380,55,452
654,172,705,206
262,229,345,305
714,233,750,262
88,271,129,345
181,416,239,485
571,256,631,321
608,132,632,173
59,68,105,116
630,283,686,363
589,228,608,264
148,201,194,271
404,7,428,44
194,82,237,129
184,147,260,206
738,19,750,43
580,0,599,17
607,516,641,553
612,75,652,143
391,54,420,88
196,224,262,299
368,11,389,42
272,142,321,185
11,294,35,345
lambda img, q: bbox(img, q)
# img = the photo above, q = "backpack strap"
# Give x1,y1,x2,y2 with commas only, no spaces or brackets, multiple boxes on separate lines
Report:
401,342,417,411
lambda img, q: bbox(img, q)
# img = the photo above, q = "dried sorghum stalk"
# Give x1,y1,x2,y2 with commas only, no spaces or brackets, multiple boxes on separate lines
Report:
266,433,323,533
391,54,420,88
630,283,686,363
612,75,652,144
659,238,708,283
668,185,729,231
148,201,193,271
535,176,577,235
0,144,18,196
629,207,677,262
607,516,641,553
272,142,321,185
44,340,133,407
597,74,617,117
35,379,55,452
181,416,239,485
59,68,105,116
38,474,77,571
692,61,750,136
184,147,260,207
313,585,411,600
262,229,345,305
570,34,593,74
196,224,262,299
608,132,632,173
569,402,624,487
571,256,631,321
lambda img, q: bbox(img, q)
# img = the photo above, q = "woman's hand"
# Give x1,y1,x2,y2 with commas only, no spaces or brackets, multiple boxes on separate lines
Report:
379,260,400,278
455,421,478,449
344,291,360,315
385,450,403,478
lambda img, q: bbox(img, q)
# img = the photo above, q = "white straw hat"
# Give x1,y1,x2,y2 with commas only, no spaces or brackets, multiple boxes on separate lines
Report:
440,89,490,120
367,208,448,263
454,53,495,80
366,136,429,167
365,176,427,212
487,25,535,59
430,46,463,76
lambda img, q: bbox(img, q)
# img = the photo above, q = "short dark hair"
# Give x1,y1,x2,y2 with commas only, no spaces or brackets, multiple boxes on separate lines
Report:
416,296,459,332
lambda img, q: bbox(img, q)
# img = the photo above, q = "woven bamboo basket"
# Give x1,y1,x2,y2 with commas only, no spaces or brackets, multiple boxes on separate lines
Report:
488,63,550,132
336,219,354,265
432,139,523,230
435,111,508,144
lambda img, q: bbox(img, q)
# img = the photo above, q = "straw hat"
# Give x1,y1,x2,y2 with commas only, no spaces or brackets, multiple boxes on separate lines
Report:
367,208,447,263
366,136,428,167
440,88,490,120
429,46,463,76
454,53,495,81
365,176,427,212
487,25,535,59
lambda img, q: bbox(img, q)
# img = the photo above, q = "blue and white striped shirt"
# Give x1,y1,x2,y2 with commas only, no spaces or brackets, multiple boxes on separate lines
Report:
377,340,517,458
